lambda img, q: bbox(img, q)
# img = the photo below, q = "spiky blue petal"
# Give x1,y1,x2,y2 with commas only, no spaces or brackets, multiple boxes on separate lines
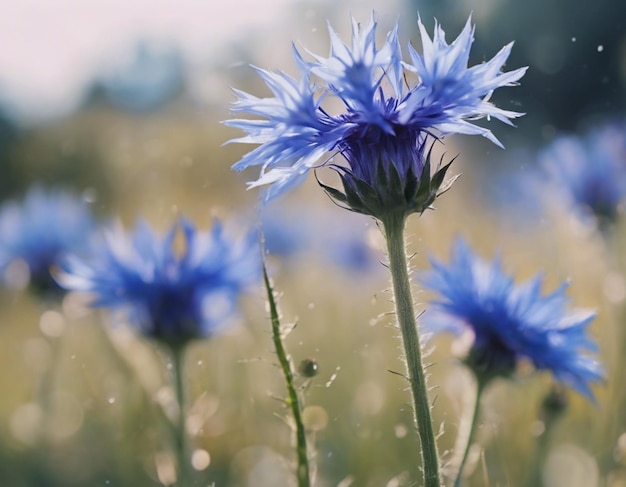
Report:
58,218,260,345
420,239,603,398
226,15,526,203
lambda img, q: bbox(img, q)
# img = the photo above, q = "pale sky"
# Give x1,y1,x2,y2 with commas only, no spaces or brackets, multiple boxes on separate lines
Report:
0,0,409,123
0,0,311,122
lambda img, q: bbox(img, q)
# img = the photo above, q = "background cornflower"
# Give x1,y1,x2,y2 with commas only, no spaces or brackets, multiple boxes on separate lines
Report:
420,238,603,486
58,217,260,486
58,218,260,346
421,238,602,395
540,122,626,227
0,186,98,297
260,204,382,274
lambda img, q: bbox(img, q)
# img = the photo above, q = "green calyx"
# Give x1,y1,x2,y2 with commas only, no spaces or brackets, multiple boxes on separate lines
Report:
319,147,458,220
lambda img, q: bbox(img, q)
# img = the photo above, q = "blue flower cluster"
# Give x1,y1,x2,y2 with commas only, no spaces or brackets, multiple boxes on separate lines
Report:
227,16,526,216
540,122,626,224
59,219,260,346
0,186,97,295
420,239,603,397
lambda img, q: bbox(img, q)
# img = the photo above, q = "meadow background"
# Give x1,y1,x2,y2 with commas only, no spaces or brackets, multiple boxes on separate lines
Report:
1,0,626,485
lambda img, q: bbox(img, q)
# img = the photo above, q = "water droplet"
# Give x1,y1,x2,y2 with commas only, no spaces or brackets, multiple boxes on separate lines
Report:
571,37,576,42
325,366,341,388
394,423,408,438
598,45,604,52
298,358,319,377
191,449,211,471
39,310,66,338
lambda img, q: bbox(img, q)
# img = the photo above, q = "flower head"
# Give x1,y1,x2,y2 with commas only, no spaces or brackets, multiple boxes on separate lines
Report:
0,186,98,296
226,15,526,217
58,218,260,347
540,122,626,225
420,239,602,398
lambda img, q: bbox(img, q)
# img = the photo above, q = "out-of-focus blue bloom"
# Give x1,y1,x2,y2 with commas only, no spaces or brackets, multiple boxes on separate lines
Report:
260,206,311,259
322,228,377,273
260,204,381,273
0,186,97,295
226,15,526,214
540,122,626,225
58,219,260,346
420,239,602,398
98,40,185,112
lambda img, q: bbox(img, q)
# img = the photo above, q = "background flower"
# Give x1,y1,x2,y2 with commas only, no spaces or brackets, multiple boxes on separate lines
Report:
58,218,260,346
540,121,626,225
0,186,98,295
260,203,382,273
420,238,603,398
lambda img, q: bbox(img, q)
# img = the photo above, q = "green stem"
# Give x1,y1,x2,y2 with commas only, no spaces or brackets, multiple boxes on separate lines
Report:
453,378,485,487
171,345,190,487
381,212,441,487
263,263,311,487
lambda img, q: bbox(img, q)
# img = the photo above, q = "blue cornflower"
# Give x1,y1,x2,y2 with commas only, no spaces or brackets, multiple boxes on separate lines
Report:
420,239,602,398
0,186,97,295
226,15,526,218
540,122,626,225
58,219,260,346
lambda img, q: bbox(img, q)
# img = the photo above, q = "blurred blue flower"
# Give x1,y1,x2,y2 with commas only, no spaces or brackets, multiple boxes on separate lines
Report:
322,228,377,273
260,204,381,273
0,186,97,295
540,122,626,225
59,219,260,346
420,239,602,398
226,15,526,216
260,206,311,259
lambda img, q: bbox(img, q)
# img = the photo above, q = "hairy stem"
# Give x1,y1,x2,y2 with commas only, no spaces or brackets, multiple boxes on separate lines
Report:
382,212,441,487
263,263,311,487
